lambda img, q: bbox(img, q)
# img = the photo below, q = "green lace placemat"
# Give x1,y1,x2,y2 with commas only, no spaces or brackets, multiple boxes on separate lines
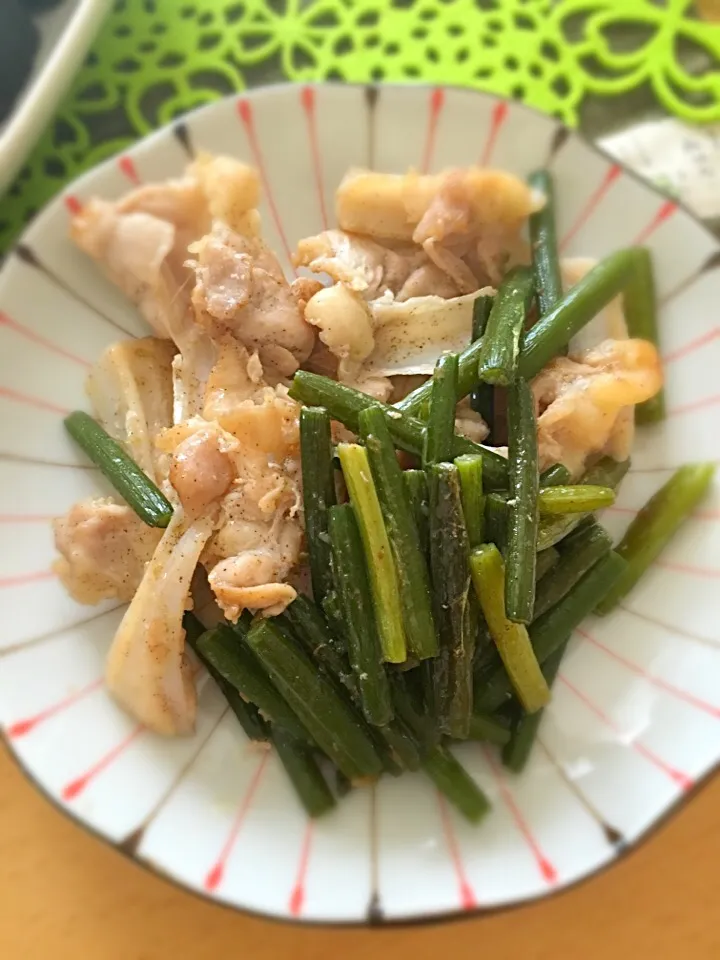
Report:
2,0,720,253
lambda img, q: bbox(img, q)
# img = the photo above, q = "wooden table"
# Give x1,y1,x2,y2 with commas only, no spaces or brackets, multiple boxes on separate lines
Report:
1,744,717,959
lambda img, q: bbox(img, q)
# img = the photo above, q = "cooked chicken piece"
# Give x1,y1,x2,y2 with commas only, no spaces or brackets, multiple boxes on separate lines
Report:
302,279,497,382
413,168,541,244
364,289,494,377
209,506,301,622
207,517,301,621
211,573,297,620
86,337,175,484
460,227,532,288
290,276,325,313
605,405,635,464
53,498,162,604
204,475,302,621
454,397,490,444
418,170,536,285
455,413,490,445
71,202,191,341
334,167,538,289
201,333,257,414
395,262,461,300
168,423,238,517
164,340,304,621
293,229,425,298
71,155,263,423
305,345,393,401
190,153,260,236
300,275,497,381
190,567,227,630
163,335,300,476
422,238,478,294
105,512,214,736
389,374,429,403
352,374,393,402
201,337,301,462
221,387,300,479
71,175,209,340
303,337,340,379
188,222,315,377
171,332,217,424
336,167,539,244
562,257,628,356
304,283,375,381
336,169,422,241
204,504,299,564
533,339,663,477
558,257,635,465
70,154,260,341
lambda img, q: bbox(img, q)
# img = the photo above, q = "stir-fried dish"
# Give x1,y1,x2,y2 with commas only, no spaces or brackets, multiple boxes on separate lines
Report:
54,155,714,820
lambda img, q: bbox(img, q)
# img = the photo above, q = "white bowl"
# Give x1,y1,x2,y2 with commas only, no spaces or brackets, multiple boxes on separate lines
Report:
0,0,109,195
0,83,718,925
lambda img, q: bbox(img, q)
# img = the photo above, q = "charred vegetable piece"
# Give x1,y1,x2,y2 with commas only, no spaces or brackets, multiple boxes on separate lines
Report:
428,463,474,737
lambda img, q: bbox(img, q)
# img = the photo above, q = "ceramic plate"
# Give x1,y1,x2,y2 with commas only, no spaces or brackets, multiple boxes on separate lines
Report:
0,84,718,925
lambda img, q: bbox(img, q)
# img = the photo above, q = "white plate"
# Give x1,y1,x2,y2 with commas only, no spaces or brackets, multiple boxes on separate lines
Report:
0,0,109,194
0,83,718,925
